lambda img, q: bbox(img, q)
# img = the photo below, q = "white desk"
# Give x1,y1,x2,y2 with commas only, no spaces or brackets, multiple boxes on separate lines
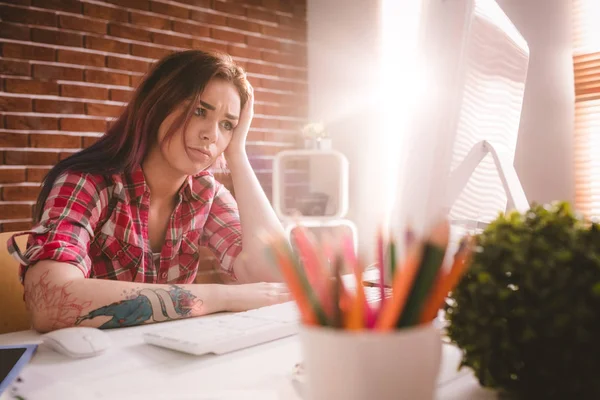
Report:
0,316,497,400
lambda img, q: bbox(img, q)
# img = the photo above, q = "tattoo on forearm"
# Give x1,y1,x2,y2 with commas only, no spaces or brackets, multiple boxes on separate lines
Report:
24,271,92,330
75,285,203,328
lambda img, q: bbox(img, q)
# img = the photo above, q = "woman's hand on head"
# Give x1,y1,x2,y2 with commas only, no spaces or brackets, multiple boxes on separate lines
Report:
225,84,254,160
224,282,291,312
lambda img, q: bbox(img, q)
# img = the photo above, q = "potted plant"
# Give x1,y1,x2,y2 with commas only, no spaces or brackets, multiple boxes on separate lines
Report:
301,122,331,150
445,201,600,399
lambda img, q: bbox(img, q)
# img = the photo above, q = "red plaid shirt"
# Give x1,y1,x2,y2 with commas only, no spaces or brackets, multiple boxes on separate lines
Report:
8,167,242,284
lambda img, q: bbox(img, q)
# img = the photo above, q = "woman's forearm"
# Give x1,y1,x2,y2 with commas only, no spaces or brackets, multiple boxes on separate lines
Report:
24,261,229,333
227,151,285,283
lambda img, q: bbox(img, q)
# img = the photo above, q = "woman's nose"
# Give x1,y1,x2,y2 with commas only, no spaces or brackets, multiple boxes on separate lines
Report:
201,123,218,142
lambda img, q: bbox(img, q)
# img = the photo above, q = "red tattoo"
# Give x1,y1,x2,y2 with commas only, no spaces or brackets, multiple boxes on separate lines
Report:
24,271,92,330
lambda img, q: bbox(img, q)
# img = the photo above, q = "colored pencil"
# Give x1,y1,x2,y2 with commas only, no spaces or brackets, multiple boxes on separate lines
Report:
375,240,423,330
419,236,474,323
397,220,450,328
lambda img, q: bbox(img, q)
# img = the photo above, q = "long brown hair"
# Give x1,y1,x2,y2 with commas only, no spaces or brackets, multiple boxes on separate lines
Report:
34,50,250,223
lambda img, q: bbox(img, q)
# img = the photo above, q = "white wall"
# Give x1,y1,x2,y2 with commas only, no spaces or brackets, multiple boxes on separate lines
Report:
307,0,383,258
307,0,575,258
497,0,575,205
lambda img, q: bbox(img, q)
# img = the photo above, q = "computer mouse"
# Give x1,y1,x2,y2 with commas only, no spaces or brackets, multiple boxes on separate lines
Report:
42,327,111,358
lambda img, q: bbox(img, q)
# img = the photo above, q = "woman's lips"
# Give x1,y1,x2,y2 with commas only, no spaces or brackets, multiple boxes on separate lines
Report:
187,147,211,161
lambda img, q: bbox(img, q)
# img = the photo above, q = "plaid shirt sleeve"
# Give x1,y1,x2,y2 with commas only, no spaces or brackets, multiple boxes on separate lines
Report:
201,181,243,279
8,172,108,281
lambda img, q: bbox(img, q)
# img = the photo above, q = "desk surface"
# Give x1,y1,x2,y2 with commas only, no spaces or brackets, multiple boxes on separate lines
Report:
0,313,497,400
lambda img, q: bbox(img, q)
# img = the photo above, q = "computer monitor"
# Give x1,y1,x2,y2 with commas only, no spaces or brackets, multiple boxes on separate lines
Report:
390,0,530,259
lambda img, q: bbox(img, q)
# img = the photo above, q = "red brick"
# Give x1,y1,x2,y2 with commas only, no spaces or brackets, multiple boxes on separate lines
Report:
27,167,51,182
105,0,149,11
0,168,26,184
228,45,261,59
109,88,133,102
33,64,83,81
5,150,59,166
0,132,28,147
59,151,78,161
85,69,130,86
85,103,124,117
172,21,210,38
0,204,32,219
2,43,55,62
0,5,57,27
0,22,31,41
82,135,100,147
33,99,85,114
279,41,304,54
60,84,108,101
2,0,31,6
278,118,301,130
31,28,83,48
130,12,171,30
1,220,33,232
261,25,293,40
0,96,32,112
262,0,293,13
5,115,58,130
227,18,261,33
278,66,306,80
30,133,81,148
85,36,129,54
59,15,107,35
32,0,81,13
211,28,245,43
251,116,279,129
57,49,106,68
131,44,171,59
176,0,210,7
191,39,227,53
214,1,245,15
246,35,280,51
261,51,297,66
247,8,278,23
130,74,144,88
60,118,106,132
2,185,40,201
245,61,278,76
109,24,152,41
107,56,150,73
149,1,189,18
190,10,226,25
0,59,30,76
83,3,128,22
152,32,192,48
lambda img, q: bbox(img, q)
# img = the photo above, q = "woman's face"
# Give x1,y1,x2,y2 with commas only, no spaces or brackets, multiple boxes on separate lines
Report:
156,78,241,176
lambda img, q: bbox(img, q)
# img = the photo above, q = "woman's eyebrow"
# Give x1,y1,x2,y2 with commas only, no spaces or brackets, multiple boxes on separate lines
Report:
199,100,239,120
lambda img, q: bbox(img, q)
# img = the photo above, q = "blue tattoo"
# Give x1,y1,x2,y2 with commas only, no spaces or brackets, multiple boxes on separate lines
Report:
75,285,202,328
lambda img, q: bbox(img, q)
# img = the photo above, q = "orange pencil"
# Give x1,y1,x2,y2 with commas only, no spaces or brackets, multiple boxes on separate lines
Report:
270,243,318,325
418,236,474,323
375,240,423,330
292,227,332,315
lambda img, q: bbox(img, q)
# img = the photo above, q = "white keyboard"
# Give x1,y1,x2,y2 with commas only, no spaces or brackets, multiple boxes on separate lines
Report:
144,302,300,356
144,287,392,356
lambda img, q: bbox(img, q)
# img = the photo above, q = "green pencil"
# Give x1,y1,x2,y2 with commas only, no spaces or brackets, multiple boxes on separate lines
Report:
397,221,449,328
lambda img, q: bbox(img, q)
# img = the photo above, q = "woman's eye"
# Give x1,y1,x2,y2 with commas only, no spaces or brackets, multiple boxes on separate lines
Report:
222,121,234,131
194,107,206,117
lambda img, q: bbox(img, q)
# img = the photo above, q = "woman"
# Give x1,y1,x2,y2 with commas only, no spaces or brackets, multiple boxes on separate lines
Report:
8,50,291,332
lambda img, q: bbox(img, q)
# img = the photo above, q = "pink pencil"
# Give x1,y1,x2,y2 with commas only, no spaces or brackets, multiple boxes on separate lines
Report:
342,234,376,328
377,227,385,304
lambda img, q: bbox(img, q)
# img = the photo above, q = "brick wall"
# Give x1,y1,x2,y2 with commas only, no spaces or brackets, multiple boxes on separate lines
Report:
0,0,308,235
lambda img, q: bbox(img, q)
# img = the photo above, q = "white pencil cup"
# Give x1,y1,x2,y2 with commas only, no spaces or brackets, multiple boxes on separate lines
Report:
298,323,443,400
